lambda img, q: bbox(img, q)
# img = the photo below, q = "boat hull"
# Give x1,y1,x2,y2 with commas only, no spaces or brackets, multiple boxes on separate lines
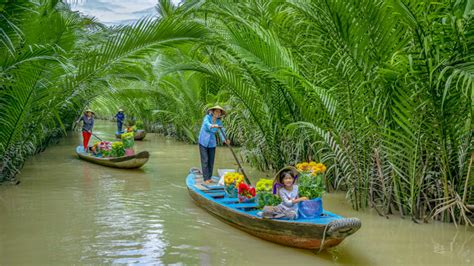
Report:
186,171,361,250
76,146,149,169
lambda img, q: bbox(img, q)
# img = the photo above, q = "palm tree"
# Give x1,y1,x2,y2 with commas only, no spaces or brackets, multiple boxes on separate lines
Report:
0,0,207,182
1,0,471,225
145,0,473,224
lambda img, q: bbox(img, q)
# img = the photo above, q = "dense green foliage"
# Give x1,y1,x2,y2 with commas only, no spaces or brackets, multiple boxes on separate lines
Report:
0,0,206,181
97,0,473,225
1,0,472,224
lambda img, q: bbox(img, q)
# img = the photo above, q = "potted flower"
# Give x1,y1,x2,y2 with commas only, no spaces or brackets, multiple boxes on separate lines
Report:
295,161,327,218
110,141,125,157
98,141,112,157
223,172,244,198
237,182,256,202
121,132,135,156
255,178,281,209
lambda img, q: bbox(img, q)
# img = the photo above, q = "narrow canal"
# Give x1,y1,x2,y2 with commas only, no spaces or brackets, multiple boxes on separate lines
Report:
0,122,472,265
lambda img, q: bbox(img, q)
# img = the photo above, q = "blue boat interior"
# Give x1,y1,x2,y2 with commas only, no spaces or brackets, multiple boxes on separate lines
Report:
76,146,105,158
187,172,345,224
76,146,87,154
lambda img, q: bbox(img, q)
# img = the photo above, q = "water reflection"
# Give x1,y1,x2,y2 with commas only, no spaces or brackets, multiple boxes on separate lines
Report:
81,169,166,264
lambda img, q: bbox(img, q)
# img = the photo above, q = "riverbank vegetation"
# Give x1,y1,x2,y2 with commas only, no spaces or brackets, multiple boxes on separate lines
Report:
0,0,205,180
1,0,472,225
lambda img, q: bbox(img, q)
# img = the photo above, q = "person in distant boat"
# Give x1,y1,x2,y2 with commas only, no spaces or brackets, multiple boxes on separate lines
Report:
259,166,308,219
198,105,230,185
115,109,125,133
76,109,95,153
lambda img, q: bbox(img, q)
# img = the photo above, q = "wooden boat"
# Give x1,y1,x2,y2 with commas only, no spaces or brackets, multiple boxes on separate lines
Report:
115,130,146,140
76,146,149,169
186,168,361,250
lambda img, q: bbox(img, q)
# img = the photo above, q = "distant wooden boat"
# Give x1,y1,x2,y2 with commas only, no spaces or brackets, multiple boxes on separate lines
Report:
76,146,149,169
186,169,361,250
115,130,146,140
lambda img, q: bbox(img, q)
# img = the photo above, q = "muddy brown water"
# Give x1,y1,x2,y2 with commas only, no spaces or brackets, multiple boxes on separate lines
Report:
1,122,473,265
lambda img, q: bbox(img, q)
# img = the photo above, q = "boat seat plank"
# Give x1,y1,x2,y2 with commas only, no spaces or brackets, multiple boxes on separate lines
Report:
227,202,258,209
203,189,225,193
193,184,209,191
207,192,226,198
203,189,225,194
203,184,225,189
217,197,240,203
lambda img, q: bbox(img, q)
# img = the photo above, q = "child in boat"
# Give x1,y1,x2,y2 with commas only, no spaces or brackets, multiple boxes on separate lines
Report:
259,166,308,220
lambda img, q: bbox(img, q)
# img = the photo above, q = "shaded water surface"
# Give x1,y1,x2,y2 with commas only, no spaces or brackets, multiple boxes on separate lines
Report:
1,122,473,265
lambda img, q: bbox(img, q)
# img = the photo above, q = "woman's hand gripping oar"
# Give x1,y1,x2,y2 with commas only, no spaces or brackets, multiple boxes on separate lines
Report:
218,128,251,185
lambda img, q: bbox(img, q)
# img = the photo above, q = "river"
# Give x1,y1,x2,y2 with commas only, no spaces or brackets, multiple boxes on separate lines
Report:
0,122,473,265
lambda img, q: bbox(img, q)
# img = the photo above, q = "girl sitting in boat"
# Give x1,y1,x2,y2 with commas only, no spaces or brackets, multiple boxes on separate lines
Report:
259,166,308,219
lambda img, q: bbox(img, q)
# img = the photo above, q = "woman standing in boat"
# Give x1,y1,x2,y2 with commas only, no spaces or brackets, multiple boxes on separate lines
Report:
76,109,95,153
115,108,125,133
198,105,230,184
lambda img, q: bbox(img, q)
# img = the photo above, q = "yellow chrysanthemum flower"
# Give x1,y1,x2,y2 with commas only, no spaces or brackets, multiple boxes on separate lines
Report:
224,172,245,185
256,178,273,192
316,163,326,173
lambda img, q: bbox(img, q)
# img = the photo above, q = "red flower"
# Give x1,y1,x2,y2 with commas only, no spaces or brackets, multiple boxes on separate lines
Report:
238,182,249,193
249,187,256,197
237,183,256,199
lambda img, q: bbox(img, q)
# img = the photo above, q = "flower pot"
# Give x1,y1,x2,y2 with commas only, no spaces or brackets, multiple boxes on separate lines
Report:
238,194,255,203
298,198,323,219
125,148,135,156
225,186,238,198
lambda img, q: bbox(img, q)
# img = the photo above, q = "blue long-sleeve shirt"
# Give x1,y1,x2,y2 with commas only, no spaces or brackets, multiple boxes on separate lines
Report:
198,114,226,148
78,115,94,132
115,112,125,123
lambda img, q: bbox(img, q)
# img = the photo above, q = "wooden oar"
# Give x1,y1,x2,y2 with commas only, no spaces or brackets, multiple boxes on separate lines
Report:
91,132,103,141
218,128,251,185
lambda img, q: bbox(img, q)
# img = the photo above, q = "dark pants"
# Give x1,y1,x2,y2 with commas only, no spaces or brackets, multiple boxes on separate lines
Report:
117,122,123,132
199,144,216,181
